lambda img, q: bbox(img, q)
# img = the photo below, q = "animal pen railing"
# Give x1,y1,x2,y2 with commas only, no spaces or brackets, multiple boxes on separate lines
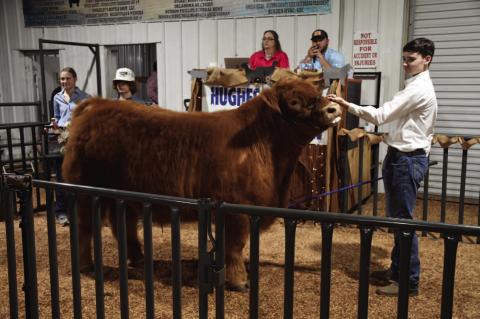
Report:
0,120,49,216
1,174,480,319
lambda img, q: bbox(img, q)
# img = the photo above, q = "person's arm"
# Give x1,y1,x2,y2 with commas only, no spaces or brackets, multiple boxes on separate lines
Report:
316,53,332,69
248,52,257,69
147,72,158,103
278,51,290,68
53,94,61,121
327,87,422,126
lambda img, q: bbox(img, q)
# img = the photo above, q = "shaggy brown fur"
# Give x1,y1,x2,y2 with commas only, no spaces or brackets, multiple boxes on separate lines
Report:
62,77,341,291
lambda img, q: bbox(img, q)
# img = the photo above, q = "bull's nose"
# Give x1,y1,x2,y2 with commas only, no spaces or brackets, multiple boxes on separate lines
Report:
327,106,337,114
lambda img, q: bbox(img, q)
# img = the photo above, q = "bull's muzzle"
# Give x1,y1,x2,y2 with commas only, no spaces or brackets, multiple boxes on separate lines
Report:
322,102,342,126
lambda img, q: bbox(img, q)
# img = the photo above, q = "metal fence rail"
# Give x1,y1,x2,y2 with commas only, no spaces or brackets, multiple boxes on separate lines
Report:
2,174,480,318
0,121,49,214
217,202,480,319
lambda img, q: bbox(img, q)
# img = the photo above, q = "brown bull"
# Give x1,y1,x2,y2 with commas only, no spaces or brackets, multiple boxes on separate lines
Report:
62,77,341,291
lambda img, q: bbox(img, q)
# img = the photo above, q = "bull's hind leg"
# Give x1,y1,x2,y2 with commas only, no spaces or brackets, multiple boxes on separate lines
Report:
108,206,144,267
77,196,95,272
224,215,249,292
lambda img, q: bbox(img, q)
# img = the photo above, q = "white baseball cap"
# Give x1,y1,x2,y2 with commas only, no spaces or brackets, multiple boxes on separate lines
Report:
113,67,135,82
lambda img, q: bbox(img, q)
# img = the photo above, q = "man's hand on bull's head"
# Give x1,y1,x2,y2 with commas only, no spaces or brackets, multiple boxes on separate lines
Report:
327,94,349,110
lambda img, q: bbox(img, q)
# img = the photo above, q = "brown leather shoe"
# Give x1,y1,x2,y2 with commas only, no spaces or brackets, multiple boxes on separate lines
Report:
375,282,418,297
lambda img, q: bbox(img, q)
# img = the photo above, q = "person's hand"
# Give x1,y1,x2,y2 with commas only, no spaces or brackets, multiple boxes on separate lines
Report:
327,94,349,109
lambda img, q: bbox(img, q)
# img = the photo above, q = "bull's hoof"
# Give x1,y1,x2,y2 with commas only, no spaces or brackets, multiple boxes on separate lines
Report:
79,263,94,273
226,281,249,292
129,258,145,269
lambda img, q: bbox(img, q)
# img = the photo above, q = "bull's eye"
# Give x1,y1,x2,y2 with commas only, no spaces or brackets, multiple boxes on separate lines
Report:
289,99,302,111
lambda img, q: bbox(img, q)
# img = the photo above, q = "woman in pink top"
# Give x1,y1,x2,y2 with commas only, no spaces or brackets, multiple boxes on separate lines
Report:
249,30,290,69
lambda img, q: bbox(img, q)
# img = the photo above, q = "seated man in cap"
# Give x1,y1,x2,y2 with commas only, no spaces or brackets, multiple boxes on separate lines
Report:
299,29,345,71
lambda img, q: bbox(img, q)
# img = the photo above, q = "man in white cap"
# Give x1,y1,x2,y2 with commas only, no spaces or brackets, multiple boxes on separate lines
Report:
113,67,147,104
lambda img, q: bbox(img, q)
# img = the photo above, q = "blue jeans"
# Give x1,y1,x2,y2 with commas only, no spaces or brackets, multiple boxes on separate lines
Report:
382,147,428,289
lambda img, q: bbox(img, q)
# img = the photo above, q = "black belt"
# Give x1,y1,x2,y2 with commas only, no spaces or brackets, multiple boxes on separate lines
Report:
388,146,425,157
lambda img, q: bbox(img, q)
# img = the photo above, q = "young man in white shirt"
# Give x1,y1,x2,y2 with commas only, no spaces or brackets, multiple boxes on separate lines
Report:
328,37,437,296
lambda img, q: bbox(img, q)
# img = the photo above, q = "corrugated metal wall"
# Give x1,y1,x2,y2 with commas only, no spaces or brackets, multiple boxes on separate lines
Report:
410,0,480,199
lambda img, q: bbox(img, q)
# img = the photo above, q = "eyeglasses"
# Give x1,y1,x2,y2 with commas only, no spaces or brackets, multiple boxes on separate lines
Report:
262,37,275,41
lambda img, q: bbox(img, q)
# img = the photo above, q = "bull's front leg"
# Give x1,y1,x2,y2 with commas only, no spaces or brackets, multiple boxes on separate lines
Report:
224,215,249,292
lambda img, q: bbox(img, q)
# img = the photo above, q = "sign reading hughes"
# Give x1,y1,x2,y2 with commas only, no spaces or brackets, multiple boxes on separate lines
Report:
23,0,331,27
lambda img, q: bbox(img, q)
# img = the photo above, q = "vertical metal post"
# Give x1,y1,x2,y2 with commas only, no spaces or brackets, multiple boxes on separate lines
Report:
397,230,413,319
171,206,182,319
143,203,154,319
68,192,83,319
440,148,449,223
357,227,373,319
372,142,379,216
16,175,39,319
94,44,103,96
198,198,211,319
2,175,19,318
440,234,459,319
458,149,468,226
283,219,297,319
92,196,105,319
357,138,364,215
422,157,430,237
115,199,129,319
249,216,261,319
19,127,27,172
45,187,60,319
39,39,48,122
320,223,334,319
6,128,14,173
215,206,226,319
30,126,41,209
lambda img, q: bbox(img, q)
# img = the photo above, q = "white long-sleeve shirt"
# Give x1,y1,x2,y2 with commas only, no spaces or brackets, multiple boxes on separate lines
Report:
347,70,437,154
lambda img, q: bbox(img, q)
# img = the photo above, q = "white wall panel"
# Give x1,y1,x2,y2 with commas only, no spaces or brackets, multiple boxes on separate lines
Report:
198,19,217,67
217,19,235,66
295,15,317,65
236,18,256,58
182,20,200,106
164,22,183,111
276,16,296,66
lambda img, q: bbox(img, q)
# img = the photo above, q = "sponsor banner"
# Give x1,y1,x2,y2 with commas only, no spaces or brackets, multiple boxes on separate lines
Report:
204,85,264,112
23,0,331,27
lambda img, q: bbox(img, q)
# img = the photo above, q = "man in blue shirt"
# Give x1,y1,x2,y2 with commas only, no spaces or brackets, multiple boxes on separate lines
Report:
299,29,345,70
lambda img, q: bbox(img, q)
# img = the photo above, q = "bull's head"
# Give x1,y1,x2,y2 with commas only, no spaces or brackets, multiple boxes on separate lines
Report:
263,78,342,131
